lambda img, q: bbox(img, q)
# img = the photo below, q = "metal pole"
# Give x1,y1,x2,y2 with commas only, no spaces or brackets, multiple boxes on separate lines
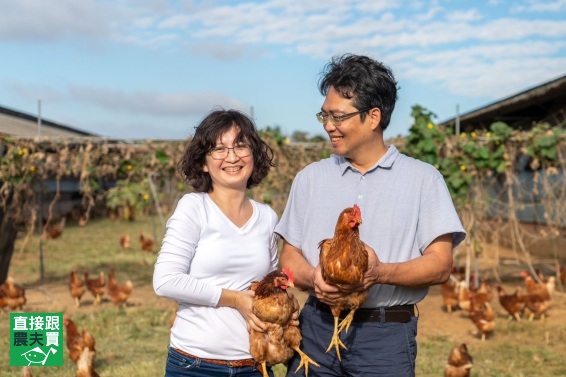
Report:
37,100,42,138
455,104,460,136
37,99,45,283
38,182,45,283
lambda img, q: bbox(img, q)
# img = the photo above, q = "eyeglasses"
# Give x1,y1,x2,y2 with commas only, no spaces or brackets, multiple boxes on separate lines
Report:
316,108,371,126
208,144,251,160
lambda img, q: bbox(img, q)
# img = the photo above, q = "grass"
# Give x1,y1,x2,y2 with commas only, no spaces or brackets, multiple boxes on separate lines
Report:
1,214,566,376
1,215,170,377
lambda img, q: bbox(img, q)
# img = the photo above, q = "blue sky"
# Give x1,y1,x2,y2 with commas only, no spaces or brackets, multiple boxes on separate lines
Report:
1,0,565,140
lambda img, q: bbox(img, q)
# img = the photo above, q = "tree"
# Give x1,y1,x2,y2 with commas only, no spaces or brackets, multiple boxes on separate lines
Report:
0,187,18,284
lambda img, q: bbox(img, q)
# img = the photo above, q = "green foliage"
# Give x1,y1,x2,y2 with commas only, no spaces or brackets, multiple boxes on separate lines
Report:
401,105,564,205
405,105,443,166
523,124,565,167
105,179,151,212
260,125,287,146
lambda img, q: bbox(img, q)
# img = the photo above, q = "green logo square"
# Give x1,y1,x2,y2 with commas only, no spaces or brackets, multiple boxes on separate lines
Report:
10,312,64,366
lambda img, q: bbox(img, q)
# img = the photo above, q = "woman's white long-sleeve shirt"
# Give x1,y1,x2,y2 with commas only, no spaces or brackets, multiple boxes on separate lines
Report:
153,192,279,359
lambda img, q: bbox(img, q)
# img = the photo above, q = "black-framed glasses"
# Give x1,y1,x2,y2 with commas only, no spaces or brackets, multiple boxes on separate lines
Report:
208,145,251,160
316,108,371,126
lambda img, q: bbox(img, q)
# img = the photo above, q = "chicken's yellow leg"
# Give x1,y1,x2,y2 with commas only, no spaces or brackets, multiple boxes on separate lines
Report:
325,316,346,361
337,309,356,334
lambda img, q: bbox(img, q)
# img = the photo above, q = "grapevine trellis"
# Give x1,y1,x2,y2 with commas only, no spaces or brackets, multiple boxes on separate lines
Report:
1,105,565,286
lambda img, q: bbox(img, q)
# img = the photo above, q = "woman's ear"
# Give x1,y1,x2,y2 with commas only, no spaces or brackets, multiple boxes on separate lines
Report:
203,163,209,173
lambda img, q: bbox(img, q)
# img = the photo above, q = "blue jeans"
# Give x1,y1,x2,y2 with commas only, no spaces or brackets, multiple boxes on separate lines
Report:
286,301,418,377
165,347,272,377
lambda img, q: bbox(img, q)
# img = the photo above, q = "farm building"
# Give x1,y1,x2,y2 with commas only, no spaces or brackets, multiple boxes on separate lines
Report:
438,73,566,132
0,104,96,138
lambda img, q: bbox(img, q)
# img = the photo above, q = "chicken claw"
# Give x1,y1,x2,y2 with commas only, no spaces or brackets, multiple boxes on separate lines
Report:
293,347,320,376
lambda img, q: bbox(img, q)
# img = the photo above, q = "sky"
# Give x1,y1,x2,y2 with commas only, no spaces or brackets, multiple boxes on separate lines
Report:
1,0,565,141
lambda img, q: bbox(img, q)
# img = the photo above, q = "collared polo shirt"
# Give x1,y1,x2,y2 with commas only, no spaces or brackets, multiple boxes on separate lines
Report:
275,145,466,307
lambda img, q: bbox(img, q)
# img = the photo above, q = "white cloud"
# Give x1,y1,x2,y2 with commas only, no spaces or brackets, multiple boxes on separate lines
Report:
512,0,566,12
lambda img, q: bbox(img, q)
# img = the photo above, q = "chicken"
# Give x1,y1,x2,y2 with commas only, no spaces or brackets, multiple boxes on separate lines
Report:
0,291,27,311
469,298,495,341
107,267,133,306
444,343,473,377
496,285,525,321
441,277,460,313
524,294,552,321
318,204,368,360
521,270,551,299
76,346,99,377
84,271,105,304
0,277,27,311
520,270,552,321
458,277,491,313
559,263,566,286
69,270,87,307
119,234,131,250
21,366,33,377
64,317,96,363
78,214,88,227
139,232,154,252
249,268,319,377
0,276,25,298
44,217,66,239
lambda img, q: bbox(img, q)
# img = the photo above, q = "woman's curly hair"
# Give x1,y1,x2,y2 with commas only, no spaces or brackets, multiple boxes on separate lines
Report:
178,109,275,193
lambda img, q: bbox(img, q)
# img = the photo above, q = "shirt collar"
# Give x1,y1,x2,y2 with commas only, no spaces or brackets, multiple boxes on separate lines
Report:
336,145,399,175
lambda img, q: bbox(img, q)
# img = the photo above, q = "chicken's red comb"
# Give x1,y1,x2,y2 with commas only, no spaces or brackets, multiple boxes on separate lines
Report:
282,267,294,283
353,204,361,217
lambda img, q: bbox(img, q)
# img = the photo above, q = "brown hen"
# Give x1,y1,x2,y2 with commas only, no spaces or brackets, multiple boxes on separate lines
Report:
84,271,105,305
0,277,27,310
64,317,96,364
119,234,131,250
107,267,133,306
318,204,368,360
469,298,495,341
249,269,318,377
76,346,99,377
520,270,552,321
495,285,524,321
444,343,473,377
139,232,154,252
69,270,86,307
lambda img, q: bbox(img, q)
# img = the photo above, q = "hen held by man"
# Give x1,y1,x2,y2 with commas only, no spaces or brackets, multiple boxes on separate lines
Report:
249,268,318,377
318,204,368,360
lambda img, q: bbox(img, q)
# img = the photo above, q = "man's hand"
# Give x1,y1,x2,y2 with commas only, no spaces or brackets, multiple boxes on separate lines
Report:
313,264,344,304
363,243,381,289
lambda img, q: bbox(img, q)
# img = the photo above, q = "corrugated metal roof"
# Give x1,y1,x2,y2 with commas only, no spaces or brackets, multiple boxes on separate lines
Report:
438,74,566,131
0,104,97,137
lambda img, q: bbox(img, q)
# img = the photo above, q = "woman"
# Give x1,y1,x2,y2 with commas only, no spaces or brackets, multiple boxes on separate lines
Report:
153,109,278,377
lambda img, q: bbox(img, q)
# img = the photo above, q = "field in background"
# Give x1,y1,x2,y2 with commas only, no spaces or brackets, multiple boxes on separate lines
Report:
1,214,565,376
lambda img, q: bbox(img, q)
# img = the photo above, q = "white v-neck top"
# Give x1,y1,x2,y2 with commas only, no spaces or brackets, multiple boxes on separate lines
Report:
153,192,279,359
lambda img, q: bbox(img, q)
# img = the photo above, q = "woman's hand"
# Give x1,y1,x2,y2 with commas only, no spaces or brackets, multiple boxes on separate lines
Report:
287,290,300,327
234,290,267,333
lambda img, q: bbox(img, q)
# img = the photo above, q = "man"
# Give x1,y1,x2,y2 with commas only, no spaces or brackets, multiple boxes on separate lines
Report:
275,54,466,377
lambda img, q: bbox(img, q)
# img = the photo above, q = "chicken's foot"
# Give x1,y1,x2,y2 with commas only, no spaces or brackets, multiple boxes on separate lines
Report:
292,347,319,377
326,316,346,361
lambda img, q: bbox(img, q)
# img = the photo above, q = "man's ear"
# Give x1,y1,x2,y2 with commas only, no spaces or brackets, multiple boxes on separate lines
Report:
369,107,382,131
